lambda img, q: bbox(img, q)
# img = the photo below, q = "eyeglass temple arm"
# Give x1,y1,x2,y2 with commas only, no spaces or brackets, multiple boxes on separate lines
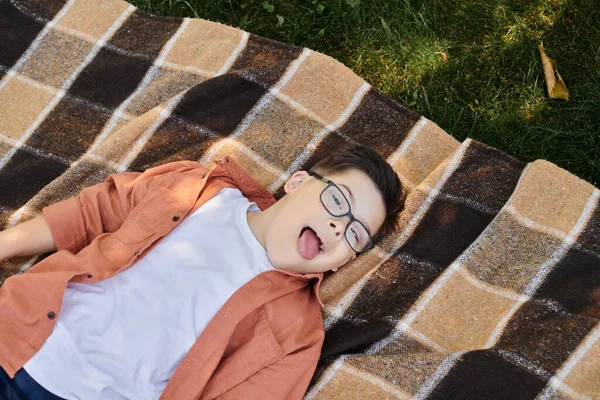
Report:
308,170,328,183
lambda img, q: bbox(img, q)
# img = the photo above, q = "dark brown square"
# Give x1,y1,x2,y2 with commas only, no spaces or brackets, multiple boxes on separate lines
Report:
68,47,153,108
496,300,597,374
337,89,420,159
230,34,303,88
128,117,220,171
442,140,525,213
108,9,182,59
27,95,112,160
0,1,47,70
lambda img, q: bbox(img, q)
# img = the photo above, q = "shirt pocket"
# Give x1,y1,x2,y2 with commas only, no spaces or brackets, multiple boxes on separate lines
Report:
111,188,178,245
204,307,284,398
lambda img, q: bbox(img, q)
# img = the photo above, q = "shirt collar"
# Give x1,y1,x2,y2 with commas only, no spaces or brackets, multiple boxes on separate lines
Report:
210,156,276,211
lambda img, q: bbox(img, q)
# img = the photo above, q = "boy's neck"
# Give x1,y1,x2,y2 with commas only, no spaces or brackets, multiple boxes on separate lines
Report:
246,204,277,252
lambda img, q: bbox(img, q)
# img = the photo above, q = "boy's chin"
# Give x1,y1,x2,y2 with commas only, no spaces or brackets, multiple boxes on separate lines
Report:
271,257,327,274
266,252,305,272
291,260,332,274
267,246,328,273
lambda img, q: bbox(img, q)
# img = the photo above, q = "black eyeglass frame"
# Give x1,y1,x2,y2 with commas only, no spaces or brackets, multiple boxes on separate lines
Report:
308,170,375,254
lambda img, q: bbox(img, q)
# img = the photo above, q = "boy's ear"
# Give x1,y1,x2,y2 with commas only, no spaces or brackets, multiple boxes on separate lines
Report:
283,170,309,194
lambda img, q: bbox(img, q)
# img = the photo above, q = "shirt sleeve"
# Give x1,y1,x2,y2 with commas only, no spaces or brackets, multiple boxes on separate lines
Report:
215,354,320,400
42,161,202,254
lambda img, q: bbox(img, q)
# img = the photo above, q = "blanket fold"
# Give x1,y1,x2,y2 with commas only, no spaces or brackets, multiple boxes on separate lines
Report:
1,0,598,398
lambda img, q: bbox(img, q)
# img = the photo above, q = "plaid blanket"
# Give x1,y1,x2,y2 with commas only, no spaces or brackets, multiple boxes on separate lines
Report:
1,0,599,398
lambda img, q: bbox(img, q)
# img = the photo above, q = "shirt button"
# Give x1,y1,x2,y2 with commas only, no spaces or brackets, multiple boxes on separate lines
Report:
47,312,55,320
172,215,179,221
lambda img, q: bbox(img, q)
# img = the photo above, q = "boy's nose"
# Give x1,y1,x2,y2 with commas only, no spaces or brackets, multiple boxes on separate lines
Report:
329,219,346,238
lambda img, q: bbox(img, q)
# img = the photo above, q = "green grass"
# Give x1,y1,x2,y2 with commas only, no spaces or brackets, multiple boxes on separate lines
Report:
128,0,600,186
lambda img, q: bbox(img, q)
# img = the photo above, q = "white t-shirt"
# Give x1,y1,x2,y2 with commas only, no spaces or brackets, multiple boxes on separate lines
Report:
24,187,275,400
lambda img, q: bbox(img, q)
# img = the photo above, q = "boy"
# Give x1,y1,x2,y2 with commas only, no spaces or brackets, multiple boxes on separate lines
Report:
0,143,404,400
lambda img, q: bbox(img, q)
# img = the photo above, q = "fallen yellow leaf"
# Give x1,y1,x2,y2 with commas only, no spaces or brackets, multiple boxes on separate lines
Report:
539,43,569,100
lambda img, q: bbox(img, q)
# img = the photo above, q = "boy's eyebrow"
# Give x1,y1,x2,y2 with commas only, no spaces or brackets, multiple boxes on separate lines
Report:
339,183,373,234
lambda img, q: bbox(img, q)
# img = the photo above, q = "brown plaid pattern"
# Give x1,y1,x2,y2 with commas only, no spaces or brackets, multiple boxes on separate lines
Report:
1,0,599,398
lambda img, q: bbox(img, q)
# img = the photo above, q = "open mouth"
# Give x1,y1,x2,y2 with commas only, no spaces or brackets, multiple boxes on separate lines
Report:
298,226,324,260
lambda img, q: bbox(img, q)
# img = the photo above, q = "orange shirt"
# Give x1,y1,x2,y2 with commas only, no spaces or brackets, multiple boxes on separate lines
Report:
0,156,324,399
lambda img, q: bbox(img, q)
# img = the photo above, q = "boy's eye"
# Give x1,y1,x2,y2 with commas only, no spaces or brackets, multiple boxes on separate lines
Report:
333,195,342,209
351,227,359,242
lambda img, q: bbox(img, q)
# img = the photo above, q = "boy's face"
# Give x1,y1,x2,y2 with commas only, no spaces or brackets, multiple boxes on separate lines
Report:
265,168,386,274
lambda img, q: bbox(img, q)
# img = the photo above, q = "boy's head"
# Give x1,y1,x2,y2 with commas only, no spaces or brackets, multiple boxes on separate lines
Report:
257,143,405,274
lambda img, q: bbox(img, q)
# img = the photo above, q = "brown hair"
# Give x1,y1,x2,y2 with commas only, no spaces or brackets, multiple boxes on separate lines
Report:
310,143,405,244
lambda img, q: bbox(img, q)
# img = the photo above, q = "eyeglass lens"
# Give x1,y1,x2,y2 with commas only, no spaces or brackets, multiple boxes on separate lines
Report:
321,185,371,252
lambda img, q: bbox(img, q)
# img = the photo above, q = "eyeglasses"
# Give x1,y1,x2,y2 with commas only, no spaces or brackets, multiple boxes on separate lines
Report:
308,170,374,254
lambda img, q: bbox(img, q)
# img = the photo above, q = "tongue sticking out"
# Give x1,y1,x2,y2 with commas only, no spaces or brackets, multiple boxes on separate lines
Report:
298,227,320,260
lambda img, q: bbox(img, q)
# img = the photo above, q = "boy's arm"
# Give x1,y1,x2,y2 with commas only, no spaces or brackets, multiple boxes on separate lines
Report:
40,170,144,254
5,160,201,257
0,215,55,261
0,171,143,259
